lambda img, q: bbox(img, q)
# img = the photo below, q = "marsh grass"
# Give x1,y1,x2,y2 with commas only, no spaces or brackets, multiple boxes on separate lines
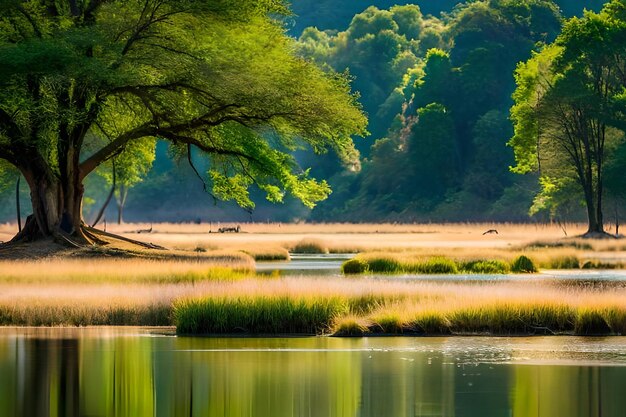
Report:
333,316,370,336
1,275,626,335
346,253,517,275
0,257,254,284
460,260,510,274
0,304,173,326
342,258,369,274
240,246,290,261
174,296,346,334
169,277,626,336
290,239,329,254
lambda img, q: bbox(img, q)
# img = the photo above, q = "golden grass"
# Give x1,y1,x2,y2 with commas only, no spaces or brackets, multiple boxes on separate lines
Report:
11,221,588,254
1,221,626,333
0,256,254,284
170,277,626,335
1,270,626,334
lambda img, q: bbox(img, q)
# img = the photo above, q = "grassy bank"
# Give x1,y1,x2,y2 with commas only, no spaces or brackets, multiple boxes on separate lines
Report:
171,278,626,336
1,275,626,334
0,256,253,284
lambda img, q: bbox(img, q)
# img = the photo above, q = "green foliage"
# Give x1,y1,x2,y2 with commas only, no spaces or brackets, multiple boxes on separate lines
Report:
174,296,347,334
547,255,580,269
311,0,562,223
297,4,446,145
0,0,367,230
363,257,401,273
413,257,459,274
509,1,626,230
341,258,369,274
461,260,511,274
511,255,538,273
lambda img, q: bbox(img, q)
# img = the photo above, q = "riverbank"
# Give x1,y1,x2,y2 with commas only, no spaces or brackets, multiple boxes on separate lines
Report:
2,275,626,336
1,222,626,335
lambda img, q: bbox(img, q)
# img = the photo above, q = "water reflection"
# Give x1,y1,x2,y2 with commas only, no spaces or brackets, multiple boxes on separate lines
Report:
0,330,625,416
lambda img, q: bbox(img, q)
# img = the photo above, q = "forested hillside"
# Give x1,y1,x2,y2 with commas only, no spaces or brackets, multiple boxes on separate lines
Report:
290,0,605,34
302,0,593,222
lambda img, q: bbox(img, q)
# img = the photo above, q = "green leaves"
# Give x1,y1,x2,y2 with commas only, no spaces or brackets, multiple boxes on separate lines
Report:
509,0,626,225
0,0,366,214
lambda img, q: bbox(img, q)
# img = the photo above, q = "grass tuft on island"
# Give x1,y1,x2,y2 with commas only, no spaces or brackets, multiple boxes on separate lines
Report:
342,253,531,275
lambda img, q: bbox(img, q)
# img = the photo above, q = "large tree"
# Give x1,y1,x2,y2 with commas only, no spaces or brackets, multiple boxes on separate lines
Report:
509,0,626,236
0,0,366,245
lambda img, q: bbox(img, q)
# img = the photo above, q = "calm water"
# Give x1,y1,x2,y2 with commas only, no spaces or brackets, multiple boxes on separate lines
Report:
1,328,626,417
257,254,626,282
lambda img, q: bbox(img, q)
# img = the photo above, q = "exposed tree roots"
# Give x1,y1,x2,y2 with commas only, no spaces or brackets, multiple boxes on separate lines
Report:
581,231,620,240
0,216,167,259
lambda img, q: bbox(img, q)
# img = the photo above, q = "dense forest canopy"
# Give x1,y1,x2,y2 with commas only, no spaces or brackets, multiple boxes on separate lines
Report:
0,0,619,226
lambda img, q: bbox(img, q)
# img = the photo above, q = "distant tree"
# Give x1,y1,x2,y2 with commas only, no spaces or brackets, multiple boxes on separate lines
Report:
509,0,626,236
0,0,366,246
95,138,156,224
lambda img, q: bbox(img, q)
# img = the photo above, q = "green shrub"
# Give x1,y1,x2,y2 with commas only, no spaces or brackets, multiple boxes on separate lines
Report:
510,255,537,273
416,257,458,274
461,260,510,274
341,258,369,274
366,257,402,273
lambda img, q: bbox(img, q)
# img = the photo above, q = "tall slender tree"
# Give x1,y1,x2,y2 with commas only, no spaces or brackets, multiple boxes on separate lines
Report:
509,0,626,236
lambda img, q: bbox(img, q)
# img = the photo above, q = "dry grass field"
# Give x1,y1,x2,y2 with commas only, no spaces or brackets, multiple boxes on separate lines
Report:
0,222,625,334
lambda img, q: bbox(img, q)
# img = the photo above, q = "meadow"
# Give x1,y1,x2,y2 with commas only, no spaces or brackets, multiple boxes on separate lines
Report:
1,222,626,335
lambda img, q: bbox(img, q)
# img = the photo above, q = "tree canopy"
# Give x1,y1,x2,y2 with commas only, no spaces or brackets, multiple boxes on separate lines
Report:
308,0,562,222
509,0,626,234
0,0,366,243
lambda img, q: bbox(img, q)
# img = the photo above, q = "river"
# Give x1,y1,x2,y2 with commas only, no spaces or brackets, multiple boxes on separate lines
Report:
1,327,624,416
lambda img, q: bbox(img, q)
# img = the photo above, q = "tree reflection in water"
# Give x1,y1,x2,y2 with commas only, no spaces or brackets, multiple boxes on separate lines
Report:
0,332,623,417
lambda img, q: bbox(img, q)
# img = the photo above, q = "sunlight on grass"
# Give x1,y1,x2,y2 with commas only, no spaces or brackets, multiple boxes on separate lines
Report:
0,256,254,284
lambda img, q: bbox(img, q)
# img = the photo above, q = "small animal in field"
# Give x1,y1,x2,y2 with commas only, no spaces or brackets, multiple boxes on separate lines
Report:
482,229,498,235
137,224,153,234
218,225,241,233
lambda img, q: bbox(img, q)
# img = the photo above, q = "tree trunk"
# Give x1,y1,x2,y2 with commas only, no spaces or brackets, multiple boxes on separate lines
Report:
10,168,88,244
116,185,127,225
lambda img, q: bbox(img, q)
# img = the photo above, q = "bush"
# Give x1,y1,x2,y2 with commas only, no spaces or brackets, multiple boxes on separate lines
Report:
416,257,458,274
461,260,510,274
510,255,537,273
341,258,369,274
366,257,402,273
